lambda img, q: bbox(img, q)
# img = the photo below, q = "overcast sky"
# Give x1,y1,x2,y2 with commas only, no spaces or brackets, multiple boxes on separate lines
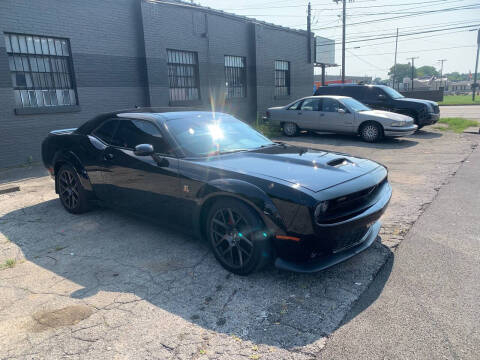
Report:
195,0,479,79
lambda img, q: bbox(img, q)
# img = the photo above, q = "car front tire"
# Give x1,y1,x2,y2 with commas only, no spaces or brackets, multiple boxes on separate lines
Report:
56,164,91,214
206,198,271,275
360,122,383,143
282,122,299,137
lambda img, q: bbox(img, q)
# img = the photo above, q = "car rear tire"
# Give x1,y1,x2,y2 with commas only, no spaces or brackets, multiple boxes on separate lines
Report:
206,198,271,275
360,122,383,143
282,122,299,137
57,164,91,214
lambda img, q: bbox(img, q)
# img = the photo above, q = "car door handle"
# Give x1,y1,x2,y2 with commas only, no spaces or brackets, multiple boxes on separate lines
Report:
104,153,114,160
297,112,302,115
320,113,325,117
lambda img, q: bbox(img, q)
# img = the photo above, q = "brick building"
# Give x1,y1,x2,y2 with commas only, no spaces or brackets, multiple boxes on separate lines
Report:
0,0,313,167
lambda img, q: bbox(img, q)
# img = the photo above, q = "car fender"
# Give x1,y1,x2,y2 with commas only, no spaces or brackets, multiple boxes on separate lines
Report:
52,150,93,193
356,118,385,134
194,178,287,236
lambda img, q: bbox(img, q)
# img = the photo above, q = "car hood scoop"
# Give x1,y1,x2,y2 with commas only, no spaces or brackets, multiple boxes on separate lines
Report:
203,146,381,192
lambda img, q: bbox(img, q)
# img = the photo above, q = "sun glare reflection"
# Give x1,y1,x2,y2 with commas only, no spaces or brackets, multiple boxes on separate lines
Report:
208,123,224,141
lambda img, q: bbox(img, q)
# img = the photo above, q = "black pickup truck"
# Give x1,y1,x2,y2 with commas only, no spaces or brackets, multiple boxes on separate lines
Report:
314,84,440,129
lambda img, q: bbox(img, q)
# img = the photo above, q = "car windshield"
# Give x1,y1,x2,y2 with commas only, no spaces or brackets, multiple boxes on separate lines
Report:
166,114,275,157
381,86,404,99
341,97,371,112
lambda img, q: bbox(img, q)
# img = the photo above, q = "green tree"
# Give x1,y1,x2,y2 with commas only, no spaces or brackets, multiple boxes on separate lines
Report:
388,63,414,84
416,66,438,78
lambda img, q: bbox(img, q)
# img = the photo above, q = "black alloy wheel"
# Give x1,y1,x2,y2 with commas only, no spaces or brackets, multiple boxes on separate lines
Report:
57,164,90,214
206,199,271,275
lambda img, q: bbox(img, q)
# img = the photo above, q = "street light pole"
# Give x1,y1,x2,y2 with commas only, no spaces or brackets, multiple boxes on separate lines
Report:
437,59,447,90
393,28,399,89
473,29,480,102
407,57,419,91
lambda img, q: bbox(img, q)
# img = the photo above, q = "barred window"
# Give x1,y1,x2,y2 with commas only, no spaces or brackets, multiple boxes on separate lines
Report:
225,55,246,98
275,60,290,97
167,49,200,102
4,33,77,108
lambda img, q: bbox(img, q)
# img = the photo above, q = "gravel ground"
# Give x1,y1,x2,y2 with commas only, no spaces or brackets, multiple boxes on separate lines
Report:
0,128,478,360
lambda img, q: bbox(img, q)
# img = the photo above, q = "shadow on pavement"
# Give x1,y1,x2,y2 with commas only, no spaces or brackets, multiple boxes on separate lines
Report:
279,132,420,150
1,198,393,349
0,164,48,185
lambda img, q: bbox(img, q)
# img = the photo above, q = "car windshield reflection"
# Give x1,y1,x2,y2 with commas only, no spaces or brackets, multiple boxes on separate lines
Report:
166,114,275,157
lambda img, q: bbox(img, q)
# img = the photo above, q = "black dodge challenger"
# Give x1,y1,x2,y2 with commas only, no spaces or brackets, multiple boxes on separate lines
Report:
42,109,392,275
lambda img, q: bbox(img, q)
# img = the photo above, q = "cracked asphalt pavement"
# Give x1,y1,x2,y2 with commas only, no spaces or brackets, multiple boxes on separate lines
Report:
0,129,478,359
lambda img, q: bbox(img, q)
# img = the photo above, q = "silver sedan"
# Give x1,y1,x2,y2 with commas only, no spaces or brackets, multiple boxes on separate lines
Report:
266,95,418,142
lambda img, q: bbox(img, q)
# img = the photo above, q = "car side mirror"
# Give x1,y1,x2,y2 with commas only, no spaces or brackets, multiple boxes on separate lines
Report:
134,144,154,156
338,108,346,114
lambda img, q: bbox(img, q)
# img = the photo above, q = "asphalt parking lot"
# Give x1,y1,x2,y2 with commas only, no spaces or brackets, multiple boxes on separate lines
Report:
0,128,478,359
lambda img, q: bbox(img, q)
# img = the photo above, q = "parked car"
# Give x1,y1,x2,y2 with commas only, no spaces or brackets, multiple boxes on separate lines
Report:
314,84,440,129
42,109,391,275
266,95,417,142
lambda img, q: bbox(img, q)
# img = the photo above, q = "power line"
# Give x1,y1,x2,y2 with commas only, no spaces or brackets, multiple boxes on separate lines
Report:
315,23,480,48
314,28,478,55
219,0,467,11
312,4,480,30
352,44,475,57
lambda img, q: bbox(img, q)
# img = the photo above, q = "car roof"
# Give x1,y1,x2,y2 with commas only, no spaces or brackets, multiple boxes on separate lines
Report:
303,95,351,100
76,109,232,134
116,111,232,123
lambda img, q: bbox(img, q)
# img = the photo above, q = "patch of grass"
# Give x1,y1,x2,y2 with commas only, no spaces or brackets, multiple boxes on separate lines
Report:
438,95,480,106
436,117,478,133
1,258,16,269
199,349,206,355
252,121,282,138
250,113,282,138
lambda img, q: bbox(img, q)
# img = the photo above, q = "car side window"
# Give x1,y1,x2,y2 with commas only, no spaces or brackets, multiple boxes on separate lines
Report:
112,120,170,154
374,88,387,99
92,119,120,144
363,87,384,101
301,98,321,111
287,100,302,110
321,98,342,112
345,87,363,100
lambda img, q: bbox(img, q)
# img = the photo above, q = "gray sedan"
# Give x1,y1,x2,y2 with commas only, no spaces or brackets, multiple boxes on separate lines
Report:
266,96,417,142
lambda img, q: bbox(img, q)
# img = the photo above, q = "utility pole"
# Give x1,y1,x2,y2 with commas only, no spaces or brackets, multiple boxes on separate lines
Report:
334,1,351,83
307,2,312,63
407,57,419,91
393,28,399,89
437,59,447,90
341,0,346,83
473,29,480,102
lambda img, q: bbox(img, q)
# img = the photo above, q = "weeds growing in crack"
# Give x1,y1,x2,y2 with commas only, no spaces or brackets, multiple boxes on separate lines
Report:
1,258,16,269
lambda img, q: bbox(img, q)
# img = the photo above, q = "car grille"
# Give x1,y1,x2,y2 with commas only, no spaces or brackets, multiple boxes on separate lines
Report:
317,177,387,225
332,226,369,253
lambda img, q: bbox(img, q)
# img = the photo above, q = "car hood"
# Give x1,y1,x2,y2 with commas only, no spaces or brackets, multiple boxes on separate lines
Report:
359,110,413,122
200,146,382,192
395,97,437,107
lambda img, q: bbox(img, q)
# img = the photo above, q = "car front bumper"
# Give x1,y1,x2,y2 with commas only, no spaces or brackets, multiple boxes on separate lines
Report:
384,124,418,137
420,113,440,126
273,180,392,273
275,221,381,273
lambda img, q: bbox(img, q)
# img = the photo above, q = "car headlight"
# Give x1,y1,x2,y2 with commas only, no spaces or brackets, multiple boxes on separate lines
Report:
390,121,406,127
314,201,329,219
